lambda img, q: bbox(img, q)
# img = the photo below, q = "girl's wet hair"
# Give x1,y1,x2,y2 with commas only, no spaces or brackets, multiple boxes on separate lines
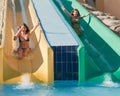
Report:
71,9,80,16
23,23,30,34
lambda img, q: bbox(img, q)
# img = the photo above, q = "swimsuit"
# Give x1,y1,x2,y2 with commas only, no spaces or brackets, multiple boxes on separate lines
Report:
18,35,30,51
19,35,29,42
70,16,82,36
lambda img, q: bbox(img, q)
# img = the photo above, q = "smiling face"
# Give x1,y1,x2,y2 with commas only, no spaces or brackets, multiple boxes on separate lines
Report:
71,9,80,17
21,25,27,33
73,10,79,16
20,23,30,34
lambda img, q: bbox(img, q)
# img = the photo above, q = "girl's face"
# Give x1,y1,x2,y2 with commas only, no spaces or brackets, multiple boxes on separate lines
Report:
73,10,79,16
21,25,27,32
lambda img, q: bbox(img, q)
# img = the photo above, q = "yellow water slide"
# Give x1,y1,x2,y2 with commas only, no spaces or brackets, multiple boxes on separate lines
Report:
0,0,54,84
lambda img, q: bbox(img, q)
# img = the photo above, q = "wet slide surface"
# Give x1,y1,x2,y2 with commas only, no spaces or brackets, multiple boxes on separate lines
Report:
32,0,78,46
4,0,41,72
2,0,46,83
52,0,120,76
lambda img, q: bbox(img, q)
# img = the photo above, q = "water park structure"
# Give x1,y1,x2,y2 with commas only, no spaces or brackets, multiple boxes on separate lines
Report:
0,0,120,84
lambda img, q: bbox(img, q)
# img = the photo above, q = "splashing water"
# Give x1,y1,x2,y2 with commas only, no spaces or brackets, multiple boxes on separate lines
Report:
15,73,34,89
100,73,118,87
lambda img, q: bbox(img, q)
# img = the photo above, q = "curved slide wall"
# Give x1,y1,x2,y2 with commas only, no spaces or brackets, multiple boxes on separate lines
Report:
0,0,53,84
52,0,120,82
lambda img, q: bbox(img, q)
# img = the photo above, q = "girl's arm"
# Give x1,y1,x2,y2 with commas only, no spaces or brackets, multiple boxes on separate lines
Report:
61,6,71,16
13,26,22,40
80,13,90,18
30,22,39,34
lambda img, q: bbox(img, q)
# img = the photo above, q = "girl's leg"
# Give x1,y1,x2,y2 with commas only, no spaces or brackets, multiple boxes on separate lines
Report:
17,48,23,59
23,48,31,57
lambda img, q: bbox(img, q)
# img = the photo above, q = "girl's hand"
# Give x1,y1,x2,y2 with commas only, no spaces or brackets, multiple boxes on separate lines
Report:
13,36,17,40
61,6,65,11
87,12,91,16
85,12,90,17
36,22,40,27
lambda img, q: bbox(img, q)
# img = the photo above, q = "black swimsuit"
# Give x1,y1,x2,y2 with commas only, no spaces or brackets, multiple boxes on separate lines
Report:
18,35,29,51
19,35,29,42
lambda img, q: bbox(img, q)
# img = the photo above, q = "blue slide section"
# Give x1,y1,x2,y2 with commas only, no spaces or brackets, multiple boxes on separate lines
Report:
32,0,78,46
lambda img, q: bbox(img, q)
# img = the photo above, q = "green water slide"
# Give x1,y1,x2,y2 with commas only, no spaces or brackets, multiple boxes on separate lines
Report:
52,0,120,82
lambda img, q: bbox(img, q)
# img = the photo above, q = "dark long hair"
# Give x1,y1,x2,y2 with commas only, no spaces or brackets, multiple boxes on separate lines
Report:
71,9,80,17
23,23,30,34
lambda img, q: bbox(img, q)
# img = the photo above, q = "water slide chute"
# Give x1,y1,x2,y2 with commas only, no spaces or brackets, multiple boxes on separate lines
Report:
0,0,53,84
52,0,120,82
